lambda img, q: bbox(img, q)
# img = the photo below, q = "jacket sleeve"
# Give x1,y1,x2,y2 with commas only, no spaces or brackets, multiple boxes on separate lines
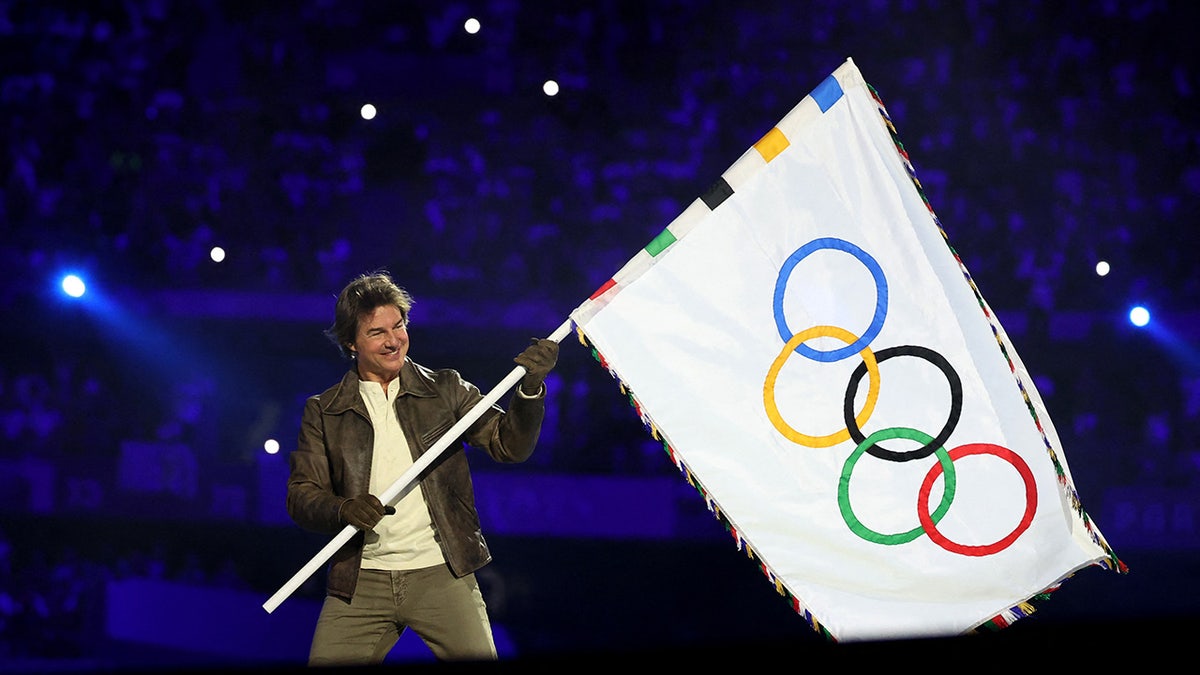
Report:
286,395,349,534
450,371,546,463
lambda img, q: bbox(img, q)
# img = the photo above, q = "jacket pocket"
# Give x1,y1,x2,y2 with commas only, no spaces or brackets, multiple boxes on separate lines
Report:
419,418,458,450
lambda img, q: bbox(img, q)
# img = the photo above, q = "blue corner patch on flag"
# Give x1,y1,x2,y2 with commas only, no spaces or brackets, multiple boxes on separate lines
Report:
811,75,844,112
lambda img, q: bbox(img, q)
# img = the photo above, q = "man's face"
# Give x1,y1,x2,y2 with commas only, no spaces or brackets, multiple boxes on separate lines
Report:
349,304,409,384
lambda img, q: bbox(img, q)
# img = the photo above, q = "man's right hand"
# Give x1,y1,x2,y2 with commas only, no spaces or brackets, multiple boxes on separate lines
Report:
339,493,388,530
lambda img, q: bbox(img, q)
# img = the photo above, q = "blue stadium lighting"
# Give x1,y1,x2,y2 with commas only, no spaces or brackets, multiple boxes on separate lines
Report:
1128,305,1150,327
61,274,86,298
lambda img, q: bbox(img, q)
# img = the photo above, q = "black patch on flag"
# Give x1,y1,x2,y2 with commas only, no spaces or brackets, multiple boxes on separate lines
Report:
701,177,734,210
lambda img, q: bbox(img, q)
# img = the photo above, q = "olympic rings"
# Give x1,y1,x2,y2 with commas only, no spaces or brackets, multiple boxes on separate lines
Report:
916,443,1037,556
773,237,888,363
766,236,1037,557
764,325,879,448
838,427,956,545
843,345,963,463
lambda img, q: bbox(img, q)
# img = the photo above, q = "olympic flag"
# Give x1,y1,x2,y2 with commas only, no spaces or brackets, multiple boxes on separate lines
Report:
568,58,1124,641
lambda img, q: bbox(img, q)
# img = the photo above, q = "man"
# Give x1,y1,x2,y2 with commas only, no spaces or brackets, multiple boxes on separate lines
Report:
286,270,558,665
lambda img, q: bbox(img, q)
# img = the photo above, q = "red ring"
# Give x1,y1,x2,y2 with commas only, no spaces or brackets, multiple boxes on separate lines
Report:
916,443,1037,556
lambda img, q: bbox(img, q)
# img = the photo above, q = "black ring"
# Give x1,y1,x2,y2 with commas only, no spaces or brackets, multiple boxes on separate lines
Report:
843,345,962,462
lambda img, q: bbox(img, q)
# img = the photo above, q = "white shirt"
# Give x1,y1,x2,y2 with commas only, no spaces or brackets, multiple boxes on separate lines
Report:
357,379,445,570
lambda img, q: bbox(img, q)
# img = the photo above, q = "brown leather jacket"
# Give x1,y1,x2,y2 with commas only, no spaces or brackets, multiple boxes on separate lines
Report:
286,358,546,601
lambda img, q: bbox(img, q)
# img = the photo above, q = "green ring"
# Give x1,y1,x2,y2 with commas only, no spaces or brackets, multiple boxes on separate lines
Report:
838,427,956,544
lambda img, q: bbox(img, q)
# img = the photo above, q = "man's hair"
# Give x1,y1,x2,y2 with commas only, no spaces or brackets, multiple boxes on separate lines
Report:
325,270,414,359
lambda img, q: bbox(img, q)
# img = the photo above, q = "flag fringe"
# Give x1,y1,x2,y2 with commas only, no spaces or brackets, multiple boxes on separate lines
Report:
866,82,1127,577
565,71,1125,643
574,324,837,642
582,314,1119,638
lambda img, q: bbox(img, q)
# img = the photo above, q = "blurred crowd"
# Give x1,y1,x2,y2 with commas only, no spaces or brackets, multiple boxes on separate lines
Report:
3,0,1196,480
1,0,1199,662
0,524,255,662
4,1,1194,305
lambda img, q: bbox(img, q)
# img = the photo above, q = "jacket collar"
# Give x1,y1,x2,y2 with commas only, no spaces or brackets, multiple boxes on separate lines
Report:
321,358,436,415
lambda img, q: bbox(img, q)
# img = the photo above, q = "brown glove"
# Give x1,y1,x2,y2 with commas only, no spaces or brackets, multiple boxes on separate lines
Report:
514,338,559,395
339,494,391,531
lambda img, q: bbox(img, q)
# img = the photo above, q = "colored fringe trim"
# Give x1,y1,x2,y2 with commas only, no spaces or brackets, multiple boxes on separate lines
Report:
867,82,1128,582
565,75,1127,642
574,324,837,643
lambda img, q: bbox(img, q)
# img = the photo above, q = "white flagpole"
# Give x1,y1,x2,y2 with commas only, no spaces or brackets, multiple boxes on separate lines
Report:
262,318,574,614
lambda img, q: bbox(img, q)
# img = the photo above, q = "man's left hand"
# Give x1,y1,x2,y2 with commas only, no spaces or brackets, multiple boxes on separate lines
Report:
514,338,558,395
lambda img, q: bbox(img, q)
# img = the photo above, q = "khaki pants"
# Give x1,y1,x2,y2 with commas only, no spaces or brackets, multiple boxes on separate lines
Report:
308,565,497,665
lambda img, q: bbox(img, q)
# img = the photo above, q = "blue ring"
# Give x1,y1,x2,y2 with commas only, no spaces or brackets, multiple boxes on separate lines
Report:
773,237,888,362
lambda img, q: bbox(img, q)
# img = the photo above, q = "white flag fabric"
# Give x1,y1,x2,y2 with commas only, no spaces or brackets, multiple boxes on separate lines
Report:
569,58,1123,642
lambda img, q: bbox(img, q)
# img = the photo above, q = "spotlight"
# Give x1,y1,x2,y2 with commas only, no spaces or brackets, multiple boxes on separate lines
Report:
543,80,560,97
1128,305,1150,328
1094,260,1110,276
264,438,280,455
61,274,86,298
360,103,377,120
464,17,480,34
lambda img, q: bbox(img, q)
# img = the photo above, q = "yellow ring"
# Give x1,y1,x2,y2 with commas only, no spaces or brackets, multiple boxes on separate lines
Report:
763,325,880,447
